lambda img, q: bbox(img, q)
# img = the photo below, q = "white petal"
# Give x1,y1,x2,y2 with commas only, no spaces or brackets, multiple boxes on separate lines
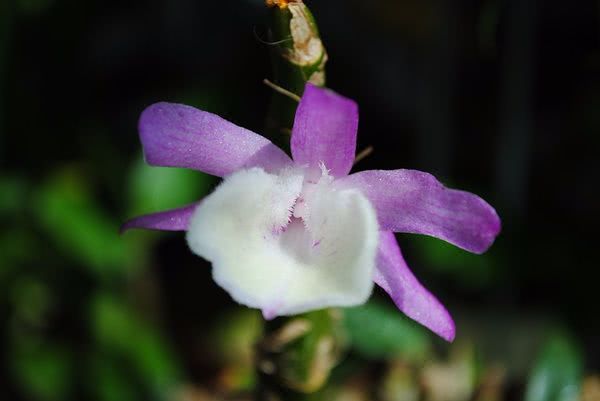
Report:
186,167,379,317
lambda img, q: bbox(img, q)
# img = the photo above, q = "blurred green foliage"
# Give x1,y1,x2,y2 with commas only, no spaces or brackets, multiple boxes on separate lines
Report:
343,300,431,362
525,333,583,401
91,355,138,401
411,235,498,288
12,342,72,401
128,155,214,217
91,292,181,393
36,168,130,275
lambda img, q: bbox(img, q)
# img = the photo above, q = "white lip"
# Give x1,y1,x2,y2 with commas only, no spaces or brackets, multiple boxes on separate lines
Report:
186,166,379,318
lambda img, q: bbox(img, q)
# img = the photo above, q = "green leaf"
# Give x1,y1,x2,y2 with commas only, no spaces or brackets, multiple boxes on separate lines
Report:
128,155,214,216
210,309,262,391
343,300,431,361
0,228,36,278
90,354,138,401
0,175,27,215
10,278,53,328
0,176,41,277
212,308,263,364
91,292,181,394
411,235,496,288
524,332,583,401
35,168,129,276
12,342,72,401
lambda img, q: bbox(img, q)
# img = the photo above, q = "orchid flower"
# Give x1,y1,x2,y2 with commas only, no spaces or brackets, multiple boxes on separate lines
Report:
122,83,500,341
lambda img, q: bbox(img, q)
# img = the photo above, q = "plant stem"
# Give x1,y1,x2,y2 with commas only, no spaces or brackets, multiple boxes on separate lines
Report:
257,2,344,400
263,0,327,153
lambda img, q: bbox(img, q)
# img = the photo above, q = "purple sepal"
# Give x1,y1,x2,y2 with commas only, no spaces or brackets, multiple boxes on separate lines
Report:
374,231,456,342
120,203,199,233
339,169,501,254
139,102,292,177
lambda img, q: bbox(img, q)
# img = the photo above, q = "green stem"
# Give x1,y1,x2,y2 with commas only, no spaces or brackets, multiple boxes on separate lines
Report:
256,310,346,400
264,0,327,153
257,2,343,400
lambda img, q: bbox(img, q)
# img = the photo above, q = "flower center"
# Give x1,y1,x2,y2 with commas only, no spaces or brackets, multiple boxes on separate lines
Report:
279,164,333,264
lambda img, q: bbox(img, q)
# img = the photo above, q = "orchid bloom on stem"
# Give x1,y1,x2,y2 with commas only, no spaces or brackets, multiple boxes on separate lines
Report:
122,83,500,342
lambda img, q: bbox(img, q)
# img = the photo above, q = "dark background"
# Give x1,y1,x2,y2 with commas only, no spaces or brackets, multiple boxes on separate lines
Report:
1,0,599,400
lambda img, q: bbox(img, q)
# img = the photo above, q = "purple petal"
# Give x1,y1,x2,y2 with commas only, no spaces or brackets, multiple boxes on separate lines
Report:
139,102,292,177
291,84,358,177
338,169,500,254
120,203,198,233
374,231,455,342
